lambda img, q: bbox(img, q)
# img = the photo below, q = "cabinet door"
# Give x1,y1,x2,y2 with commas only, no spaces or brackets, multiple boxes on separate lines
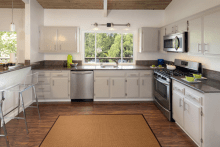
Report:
142,28,159,52
126,78,139,98
94,78,110,98
176,22,187,33
184,99,201,146
111,78,126,98
188,17,203,54
51,78,69,99
204,11,220,55
57,28,77,52
172,91,184,127
40,27,57,51
140,77,153,98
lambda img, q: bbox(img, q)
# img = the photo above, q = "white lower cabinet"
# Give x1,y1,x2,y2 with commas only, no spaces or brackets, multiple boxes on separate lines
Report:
172,91,184,127
51,78,69,99
94,78,110,98
127,78,139,98
111,78,126,98
94,70,153,101
184,98,201,146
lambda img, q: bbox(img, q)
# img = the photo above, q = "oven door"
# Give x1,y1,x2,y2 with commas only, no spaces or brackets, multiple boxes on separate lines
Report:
154,77,171,110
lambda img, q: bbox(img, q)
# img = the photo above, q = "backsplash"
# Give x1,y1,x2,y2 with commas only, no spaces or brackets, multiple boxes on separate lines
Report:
31,60,82,68
203,68,220,82
136,60,158,66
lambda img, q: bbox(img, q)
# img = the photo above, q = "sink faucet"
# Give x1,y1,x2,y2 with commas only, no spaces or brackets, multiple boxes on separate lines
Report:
115,59,119,67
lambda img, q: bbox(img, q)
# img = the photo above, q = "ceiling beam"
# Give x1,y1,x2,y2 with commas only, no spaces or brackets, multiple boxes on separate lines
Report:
22,0,29,4
103,0,107,17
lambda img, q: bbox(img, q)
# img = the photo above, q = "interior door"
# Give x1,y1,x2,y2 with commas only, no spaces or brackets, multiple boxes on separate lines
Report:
184,99,201,146
126,78,139,98
51,78,69,98
188,17,202,54
140,77,153,98
57,27,77,52
94,78,110,98
111,78,126,98
204,11,220,55
172,91,184,127
40,27,57,51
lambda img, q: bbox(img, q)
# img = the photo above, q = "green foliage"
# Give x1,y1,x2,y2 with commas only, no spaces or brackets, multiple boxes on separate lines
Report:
84,32,133,63
0,31,17,57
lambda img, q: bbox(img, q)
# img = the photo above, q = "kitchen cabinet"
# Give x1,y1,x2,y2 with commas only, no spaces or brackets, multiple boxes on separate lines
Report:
94,78,110,98
51,78,69,99
111,78,126,98
138,27,159,52
184,98,201,146
204,10,220,55
39,26,79,53
127,78,139,98
173,91,184,127
188,17,203,54
94,70,153,101
140,77,153,98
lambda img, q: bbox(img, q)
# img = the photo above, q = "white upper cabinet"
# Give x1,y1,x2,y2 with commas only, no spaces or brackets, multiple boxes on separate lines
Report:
138,27,159,52
204,11,220,55
39,27,80,53
188,17,203,54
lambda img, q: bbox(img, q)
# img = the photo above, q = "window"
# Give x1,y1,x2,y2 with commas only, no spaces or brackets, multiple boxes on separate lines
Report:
0,31,17,62
85,33,133,63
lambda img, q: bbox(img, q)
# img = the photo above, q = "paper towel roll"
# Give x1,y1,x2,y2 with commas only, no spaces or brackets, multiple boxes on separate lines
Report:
9,53,16,63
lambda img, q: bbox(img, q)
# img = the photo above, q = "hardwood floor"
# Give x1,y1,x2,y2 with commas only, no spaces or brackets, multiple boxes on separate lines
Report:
0,102,197,147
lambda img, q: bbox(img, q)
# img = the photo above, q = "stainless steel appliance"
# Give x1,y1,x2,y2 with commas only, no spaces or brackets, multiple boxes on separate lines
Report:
163,32,188,53
71,71,94,101
153,59,202,121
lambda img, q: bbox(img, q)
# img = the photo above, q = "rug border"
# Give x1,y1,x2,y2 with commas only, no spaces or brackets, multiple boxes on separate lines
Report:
39,114,162,147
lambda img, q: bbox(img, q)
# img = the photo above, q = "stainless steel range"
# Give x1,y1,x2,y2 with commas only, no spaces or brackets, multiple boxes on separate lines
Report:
153,59,202,121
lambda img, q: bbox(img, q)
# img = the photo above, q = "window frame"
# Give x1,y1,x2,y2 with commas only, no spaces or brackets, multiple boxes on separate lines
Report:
83,31,134,65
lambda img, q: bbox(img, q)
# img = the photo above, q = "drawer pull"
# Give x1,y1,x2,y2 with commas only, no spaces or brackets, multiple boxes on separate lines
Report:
39,81,45,83
186,94,196,100
174,86,184,93
56,74,63,76
144,74,150,76
131,74,137,76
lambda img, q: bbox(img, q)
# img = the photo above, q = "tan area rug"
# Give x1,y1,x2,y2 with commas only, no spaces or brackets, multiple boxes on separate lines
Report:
40,115,161,147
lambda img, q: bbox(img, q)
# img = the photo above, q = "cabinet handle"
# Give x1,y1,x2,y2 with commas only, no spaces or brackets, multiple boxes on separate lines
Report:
38,81,45,83
186,94,196,100
174,86,184,93
137,80,139,85
175,25,178,33
53,80,54,86
184,102,188,111
60,45,61,50
112,80,114,86
198,43,201,52
107,80,108,85
142,80,144,85
179,99,182,107
56,74,63,76
144,74,150,76
204,43,208,53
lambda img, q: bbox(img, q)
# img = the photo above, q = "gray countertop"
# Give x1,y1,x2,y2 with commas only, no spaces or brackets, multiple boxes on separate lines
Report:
0,65,31,74
32,65,158,71
171,76,220,93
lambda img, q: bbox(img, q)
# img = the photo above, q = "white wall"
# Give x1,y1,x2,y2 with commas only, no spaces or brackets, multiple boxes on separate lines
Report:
29,0,44,63
164,0,220,26
44,9,165,61
0,9,25,63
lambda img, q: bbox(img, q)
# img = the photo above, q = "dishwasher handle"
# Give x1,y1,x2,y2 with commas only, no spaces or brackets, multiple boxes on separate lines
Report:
71,71,93,74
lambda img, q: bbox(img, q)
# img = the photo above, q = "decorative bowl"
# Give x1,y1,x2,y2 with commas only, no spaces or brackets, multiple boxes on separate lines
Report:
185,76,195,82
193,74,202,79
70,63,78,67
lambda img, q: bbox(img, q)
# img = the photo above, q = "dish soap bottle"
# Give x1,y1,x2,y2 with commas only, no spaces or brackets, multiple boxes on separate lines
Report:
67,54,73,68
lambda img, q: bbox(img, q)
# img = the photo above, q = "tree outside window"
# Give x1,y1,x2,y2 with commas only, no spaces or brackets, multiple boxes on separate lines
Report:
85,33,133,63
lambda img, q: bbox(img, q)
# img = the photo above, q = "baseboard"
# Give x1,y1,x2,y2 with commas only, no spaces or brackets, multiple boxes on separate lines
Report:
175,122,201,147
33,99,71,102
1,100,33,126
94,98,154,102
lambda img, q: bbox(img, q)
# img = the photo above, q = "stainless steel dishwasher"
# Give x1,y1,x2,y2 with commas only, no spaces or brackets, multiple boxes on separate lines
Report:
70,71,94,101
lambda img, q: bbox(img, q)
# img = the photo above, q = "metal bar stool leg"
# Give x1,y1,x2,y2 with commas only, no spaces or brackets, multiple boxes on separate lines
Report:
19,92,29,134
17,93,20,117
0,100,10,147
32,86,41,119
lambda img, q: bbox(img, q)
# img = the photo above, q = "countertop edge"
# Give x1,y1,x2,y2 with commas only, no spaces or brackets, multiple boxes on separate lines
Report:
0,65,31,74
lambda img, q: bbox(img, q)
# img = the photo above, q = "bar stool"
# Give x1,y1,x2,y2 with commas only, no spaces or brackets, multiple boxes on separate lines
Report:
0,91,10,147
4,72,40,134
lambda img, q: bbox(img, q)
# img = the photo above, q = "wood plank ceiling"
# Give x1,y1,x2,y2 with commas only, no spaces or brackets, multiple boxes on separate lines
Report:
36,0,172,10
0,0,172,10
0,0,25,8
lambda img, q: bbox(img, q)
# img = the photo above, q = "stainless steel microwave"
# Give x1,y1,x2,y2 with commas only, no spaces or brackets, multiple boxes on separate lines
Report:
163,32,188,53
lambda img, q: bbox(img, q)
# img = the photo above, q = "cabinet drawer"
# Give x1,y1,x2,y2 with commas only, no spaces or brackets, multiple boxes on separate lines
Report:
127,73,139,77
51,72,69,77
173,81,185,95
185,90,202,105
38,78,50,85
140,71,152,77
37,92,51,99
36,85,50,92
38,72,50,77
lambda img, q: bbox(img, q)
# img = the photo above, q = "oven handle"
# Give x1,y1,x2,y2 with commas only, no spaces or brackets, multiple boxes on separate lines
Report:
154,77,169,86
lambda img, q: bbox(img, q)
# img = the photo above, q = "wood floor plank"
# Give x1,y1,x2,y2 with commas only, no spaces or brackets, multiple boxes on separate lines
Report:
0,102,197,147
